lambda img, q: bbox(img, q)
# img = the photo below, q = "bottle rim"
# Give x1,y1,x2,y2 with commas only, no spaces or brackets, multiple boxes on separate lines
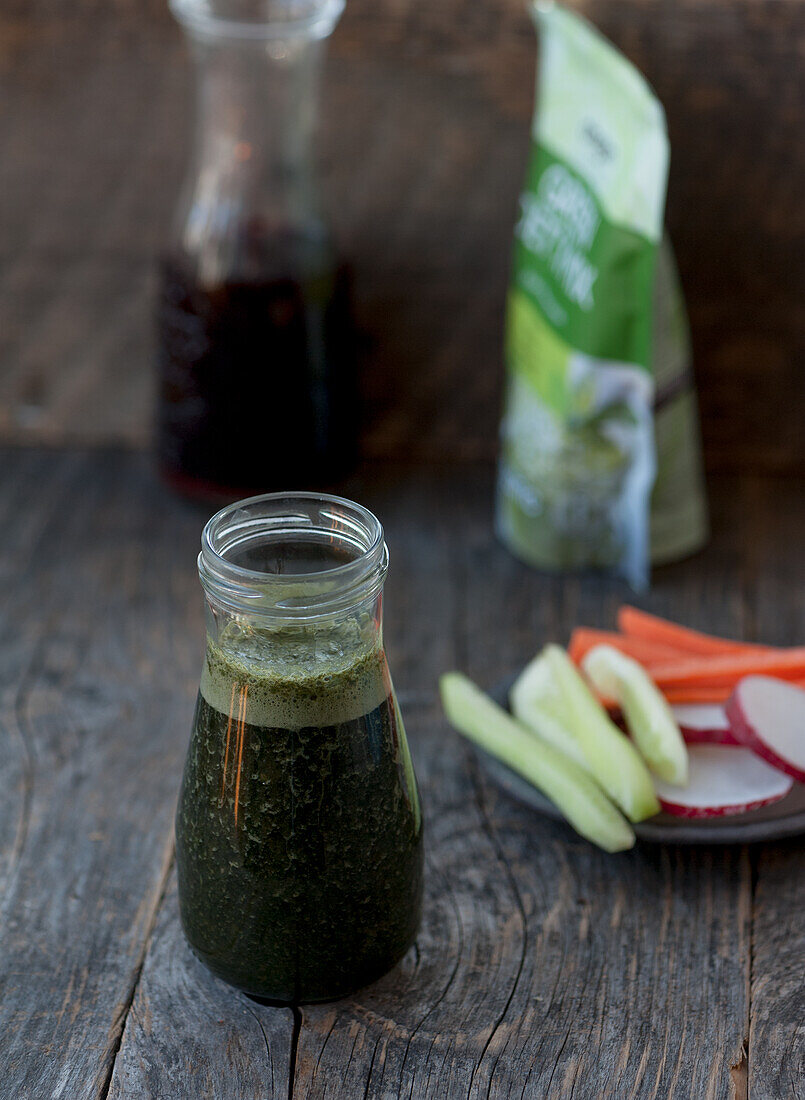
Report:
198,490,388,621
169,0,345,41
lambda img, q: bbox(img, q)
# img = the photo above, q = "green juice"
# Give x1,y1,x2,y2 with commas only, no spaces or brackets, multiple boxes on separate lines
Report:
175,626,423,1003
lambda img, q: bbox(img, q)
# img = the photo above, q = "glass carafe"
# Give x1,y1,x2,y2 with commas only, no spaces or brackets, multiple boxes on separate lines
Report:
175,492,423,1003
157,0,356,499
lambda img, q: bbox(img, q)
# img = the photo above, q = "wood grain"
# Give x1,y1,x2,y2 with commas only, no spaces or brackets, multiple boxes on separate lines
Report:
744,478,805,1100
0,451,803,1098
566,0,805,478
0,449,205,1098
1,0,803,472
107,874,293,1100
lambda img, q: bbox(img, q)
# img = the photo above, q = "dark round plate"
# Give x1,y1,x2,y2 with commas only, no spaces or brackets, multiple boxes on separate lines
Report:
476,675,805,845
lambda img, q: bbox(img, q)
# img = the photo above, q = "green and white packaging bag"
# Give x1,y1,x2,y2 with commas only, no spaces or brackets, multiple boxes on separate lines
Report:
495,1,708,589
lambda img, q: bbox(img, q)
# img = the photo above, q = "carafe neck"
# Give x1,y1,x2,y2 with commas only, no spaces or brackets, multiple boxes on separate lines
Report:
170,0,343,284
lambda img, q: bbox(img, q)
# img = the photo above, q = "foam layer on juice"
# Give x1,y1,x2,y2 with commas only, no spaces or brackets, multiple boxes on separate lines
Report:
200,619,389,730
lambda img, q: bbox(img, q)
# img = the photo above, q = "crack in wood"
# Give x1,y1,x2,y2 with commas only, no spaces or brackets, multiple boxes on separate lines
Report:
97,837,176,1100
310,1015,339,1092
539,1027,572,1100
730,1038,748,1100
247,1007,276,1095
734,840,762,1100
0,636,41,925
466,756,528,1099
288,1004,302,1100
362,1033,384,1099
0,458,89,932
399,849,466,1098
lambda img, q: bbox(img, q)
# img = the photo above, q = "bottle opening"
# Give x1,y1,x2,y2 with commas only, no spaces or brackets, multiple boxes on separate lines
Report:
228,536,359,575
199,491,388,619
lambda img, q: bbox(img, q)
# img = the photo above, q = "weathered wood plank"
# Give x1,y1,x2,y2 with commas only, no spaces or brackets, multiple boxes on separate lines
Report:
0,449,211,1098
2,453,802,1098
0,6,525,467
745,477,805,1100
107,874,293,1100
1,1,804,473
566,0,805,477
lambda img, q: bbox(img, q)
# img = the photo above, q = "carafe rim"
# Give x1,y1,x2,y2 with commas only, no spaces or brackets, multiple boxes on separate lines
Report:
170,0,345,42
198,490,388,621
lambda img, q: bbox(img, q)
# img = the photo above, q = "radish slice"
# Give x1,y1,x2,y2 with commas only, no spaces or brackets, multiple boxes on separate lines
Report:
726,676,805,782
653,744,793,818
671,704,738,746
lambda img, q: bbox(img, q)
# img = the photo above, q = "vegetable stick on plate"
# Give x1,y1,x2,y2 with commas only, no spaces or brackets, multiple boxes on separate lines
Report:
647,649,805,692
582,645,689,786
568,627,688,667
542,646,660,822
440,672,635,852
618,606,774,657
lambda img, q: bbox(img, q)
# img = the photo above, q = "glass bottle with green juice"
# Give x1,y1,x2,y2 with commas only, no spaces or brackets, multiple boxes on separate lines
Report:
176,493,423,1003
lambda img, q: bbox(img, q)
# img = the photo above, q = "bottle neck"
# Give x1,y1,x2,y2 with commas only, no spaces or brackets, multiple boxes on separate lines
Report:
204,589,385,673
198,492,389,624
200,490,388,686
200,588,387,732
176,27,332,283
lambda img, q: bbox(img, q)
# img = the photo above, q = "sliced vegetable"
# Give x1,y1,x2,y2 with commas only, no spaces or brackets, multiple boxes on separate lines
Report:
726,676,805,783
509,653,589,769
582,645,688,786
653,744,793,818
542,646,660,822
618,606,772,657
662,686,738,705
671,703,737,746
440,672,635,852
647,649,805,693
660,684,804,705
568,627,687,667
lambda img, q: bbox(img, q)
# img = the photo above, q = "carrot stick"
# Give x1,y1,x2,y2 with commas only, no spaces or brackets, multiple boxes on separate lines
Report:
618,606,773,657
568,627,688,667
612,680,805,708
602,686,732,708
600,686,734,710
662,686,733,704
646,650,805,692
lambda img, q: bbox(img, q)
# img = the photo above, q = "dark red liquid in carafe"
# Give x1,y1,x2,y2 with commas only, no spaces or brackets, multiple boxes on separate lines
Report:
156,256,357,498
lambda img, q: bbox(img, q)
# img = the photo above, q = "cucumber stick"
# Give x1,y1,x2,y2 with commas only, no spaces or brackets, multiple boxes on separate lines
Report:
510,654,589,770
543,646,660,822
582,644,689,786
440,672,635,852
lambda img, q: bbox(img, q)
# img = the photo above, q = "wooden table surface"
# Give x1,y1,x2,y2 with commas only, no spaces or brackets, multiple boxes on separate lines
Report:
2,0,805,1096
0,450,803,1099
